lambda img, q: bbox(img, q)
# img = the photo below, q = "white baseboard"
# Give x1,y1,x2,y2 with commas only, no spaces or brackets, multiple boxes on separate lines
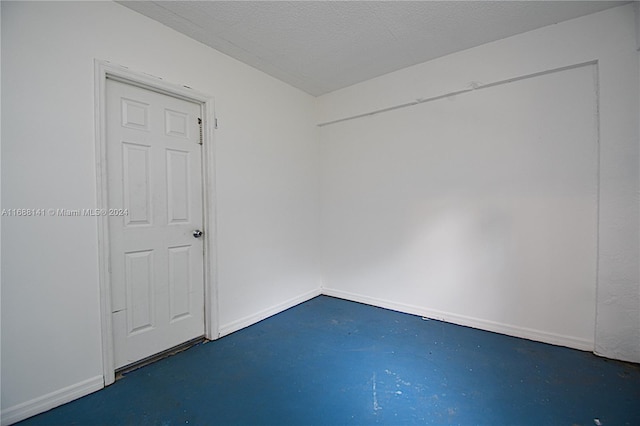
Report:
321,287,594,352
1,375,103,426
218,287,322,338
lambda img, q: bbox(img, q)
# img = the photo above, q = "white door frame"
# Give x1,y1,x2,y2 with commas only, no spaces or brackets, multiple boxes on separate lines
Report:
94,60,218,386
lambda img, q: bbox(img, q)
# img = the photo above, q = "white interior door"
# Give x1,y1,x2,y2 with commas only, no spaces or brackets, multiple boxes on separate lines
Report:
106,78,205,369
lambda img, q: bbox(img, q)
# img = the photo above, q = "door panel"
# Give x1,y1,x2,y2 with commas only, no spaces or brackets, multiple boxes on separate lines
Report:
166,149,191,223
168,245,192,322
122,142,152,226
106,78,205,369
125,250,155,334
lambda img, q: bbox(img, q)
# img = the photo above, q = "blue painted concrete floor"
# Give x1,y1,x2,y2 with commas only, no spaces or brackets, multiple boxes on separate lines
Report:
19,296,639,425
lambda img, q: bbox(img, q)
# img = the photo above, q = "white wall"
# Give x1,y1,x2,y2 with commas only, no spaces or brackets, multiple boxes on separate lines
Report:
318,4,639,363
0,1,319,423
0,2,3,411
1,2,638,424
321,65,599,349
636,2,640,356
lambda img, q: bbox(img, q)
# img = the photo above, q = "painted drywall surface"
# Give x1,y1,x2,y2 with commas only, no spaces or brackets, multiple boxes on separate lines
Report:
321,64,598,348
0,2,3,405
319,4,639,362
637,7,640,361
635,1,640,364
1,0,319,417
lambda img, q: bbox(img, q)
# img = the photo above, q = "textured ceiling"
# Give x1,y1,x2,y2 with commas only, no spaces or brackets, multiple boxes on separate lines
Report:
119,1,627,96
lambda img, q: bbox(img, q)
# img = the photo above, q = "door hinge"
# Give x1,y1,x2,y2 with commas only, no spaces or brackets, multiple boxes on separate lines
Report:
197,118,203,145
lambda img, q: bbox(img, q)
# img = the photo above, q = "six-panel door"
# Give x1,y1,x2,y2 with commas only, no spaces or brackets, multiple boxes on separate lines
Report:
106,78,205,369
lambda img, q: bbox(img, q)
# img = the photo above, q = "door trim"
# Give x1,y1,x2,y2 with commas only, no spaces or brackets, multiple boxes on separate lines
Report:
94,60,218,386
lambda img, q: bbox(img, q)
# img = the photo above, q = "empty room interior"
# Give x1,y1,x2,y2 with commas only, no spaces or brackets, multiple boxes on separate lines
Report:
1,1,639,425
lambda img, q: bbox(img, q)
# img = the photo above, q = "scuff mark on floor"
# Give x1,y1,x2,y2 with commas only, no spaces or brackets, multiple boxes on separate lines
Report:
385,369,411,386
372,372,381,412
